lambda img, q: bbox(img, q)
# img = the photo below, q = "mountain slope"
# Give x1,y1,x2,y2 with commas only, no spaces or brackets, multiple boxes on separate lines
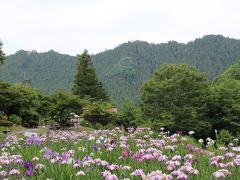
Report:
92,35,240,103
0,50,76,93
1,35,240,105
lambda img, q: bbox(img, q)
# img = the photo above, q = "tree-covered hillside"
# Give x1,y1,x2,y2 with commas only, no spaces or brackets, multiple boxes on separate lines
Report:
0,50,76,93
1,35,240,105
92,35,240,104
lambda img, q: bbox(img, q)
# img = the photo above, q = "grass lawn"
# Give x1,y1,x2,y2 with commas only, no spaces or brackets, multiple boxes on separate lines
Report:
70,126,94,133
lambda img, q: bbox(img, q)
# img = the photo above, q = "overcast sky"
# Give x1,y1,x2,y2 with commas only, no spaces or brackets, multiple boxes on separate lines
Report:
0,0,239,55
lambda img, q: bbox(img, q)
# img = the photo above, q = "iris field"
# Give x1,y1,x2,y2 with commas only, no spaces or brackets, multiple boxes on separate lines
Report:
0,127,240,179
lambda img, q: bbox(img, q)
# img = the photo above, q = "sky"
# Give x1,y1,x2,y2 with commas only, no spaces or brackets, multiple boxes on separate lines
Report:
0,0,240,55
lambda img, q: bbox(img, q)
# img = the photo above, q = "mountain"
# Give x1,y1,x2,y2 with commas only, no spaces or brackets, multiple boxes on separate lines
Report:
0,50,76,93
1,35,240,105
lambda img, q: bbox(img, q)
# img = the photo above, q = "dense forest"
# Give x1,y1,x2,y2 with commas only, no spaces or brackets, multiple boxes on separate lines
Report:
1,35,240,105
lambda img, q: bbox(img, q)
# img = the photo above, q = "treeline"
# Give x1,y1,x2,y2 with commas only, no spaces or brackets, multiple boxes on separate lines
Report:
0,48,113,129
0,42,240,140
1,35,240,105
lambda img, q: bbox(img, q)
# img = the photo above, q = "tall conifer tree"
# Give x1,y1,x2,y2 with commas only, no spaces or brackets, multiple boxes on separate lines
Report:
72,50,108,101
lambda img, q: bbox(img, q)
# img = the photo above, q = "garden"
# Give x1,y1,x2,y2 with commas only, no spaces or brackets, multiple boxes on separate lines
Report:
0,127,239,179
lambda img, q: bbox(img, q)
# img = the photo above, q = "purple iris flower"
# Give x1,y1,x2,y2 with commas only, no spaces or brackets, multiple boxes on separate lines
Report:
44,148,52,159
110,140,116,145
61,153,71,161
102,144,107,149
17,160,24,165
24,161,33,169
53,151,59,157
25,169,33,176
76,159,82,164
92,144,99,151
82,156,93,161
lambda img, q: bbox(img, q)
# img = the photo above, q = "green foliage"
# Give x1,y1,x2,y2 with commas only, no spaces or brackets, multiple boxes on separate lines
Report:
216,129,235,145
118,99,145,127
83,101,118,126
72,50,108,101
8,114,22,125
80,119,94,128
0,120,14,127
141,64,211,137
92,35,240,104
108,56,137,78
48,91,83,128
0,41,5,66
0,50,75,93
10,84,42,127
1,35,240,105
208,63,240,135
214,61,240,82
94,123,103,130
0,81,42,127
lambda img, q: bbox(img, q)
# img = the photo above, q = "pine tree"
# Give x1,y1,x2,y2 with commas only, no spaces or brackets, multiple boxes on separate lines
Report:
72,50,108,101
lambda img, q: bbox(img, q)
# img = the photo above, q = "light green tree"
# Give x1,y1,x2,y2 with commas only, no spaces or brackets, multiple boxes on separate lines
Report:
141,64,211,136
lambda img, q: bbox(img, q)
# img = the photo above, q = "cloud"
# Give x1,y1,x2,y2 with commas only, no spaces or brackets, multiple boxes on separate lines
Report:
0,0,240,55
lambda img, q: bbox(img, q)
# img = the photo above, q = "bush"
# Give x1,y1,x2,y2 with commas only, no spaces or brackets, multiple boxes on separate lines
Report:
94,123,103,130
9,114,22,125
0,120,14,127
80,119,93,128
104,123,115,130
216,129,235,145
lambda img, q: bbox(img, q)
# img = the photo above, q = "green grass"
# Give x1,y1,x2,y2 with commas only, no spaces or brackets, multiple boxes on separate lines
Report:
71,126,94,133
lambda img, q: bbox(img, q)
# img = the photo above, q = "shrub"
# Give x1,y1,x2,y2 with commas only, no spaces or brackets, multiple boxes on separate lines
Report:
216,129,235,145
0,120,14,127
94,123,103,130
9,114,22,125
104,123,115,130
80,119,93,128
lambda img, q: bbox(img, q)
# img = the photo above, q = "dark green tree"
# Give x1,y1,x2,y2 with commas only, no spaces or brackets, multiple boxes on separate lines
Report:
208,62,240,135
10,84,42,127
72,50,108,101
0,41,5,66
141,64,211,136
118,99,145,128
0,82,42,127
48,91,83,128
83,100,117,127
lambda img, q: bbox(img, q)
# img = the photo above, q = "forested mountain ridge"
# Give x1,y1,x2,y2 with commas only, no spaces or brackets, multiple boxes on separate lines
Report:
92,35,240,103
1,35,240,105
0,50,76,93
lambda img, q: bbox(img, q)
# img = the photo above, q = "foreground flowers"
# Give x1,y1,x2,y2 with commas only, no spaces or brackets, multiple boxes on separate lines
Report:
0,127,239,179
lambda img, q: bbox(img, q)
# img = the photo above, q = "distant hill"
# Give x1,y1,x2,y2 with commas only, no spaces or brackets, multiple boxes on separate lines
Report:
1,35,240,105
0,50,76,93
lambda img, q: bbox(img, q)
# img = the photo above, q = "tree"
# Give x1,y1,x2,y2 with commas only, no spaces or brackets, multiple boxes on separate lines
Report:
72,50,108,101
208,62,240,136
48,91,83,128
10,84,42,127
0,82,42,127
0,41,5,66
141,64,211,137
118,99,145,128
